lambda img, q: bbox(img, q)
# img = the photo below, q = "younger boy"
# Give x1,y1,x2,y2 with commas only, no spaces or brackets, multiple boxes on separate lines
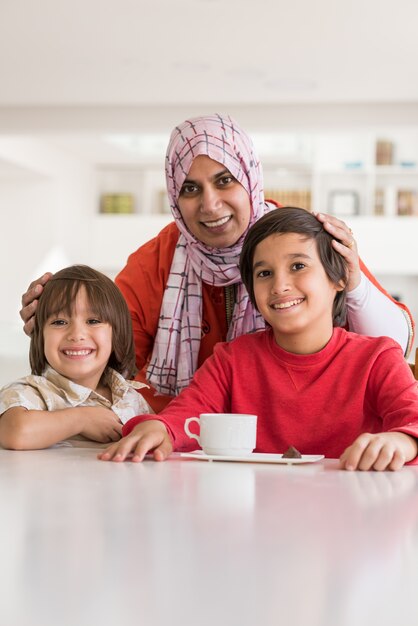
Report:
0,266,151,450
99,208,418,470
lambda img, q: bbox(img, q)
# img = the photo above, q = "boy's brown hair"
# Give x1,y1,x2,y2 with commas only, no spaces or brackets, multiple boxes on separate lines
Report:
239,207,348,327
30,265,136,378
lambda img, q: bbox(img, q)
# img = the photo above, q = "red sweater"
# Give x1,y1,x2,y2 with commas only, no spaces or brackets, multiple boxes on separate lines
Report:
123,327,418,459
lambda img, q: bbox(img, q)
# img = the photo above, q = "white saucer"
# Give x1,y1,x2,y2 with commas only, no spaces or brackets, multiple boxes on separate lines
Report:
180,451,324,464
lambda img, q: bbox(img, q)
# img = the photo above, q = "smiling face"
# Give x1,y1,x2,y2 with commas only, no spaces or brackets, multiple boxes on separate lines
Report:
252,233,344,354
43,285,113,390
177,155,251,249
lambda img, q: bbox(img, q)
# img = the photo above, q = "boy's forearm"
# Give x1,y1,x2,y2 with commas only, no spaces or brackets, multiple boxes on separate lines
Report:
0,406,85,450
122,354,231,451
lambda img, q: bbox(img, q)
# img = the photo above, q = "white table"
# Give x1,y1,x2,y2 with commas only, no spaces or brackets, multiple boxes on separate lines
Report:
1,447,418,626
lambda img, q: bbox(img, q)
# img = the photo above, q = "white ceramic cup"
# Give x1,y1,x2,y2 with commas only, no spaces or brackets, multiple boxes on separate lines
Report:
184,413,257,456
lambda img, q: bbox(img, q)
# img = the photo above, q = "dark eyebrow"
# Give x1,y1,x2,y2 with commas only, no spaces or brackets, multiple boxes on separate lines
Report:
212,168,231,180
253,253,312,271
182,168,231,185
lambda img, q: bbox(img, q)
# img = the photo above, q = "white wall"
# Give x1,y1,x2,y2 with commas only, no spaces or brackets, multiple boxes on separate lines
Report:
1,138,95,320
0,138,96,383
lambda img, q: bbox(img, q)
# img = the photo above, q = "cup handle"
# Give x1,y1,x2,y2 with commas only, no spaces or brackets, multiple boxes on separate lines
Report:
184,417,201,446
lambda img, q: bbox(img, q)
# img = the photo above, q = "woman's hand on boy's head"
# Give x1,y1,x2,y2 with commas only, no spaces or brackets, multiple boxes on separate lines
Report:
339,431,418,471
97,420,173,463
20,272,54,335
313,213,361,292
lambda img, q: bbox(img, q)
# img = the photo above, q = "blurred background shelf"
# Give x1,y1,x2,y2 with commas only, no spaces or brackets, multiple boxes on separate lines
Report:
93,130,418,222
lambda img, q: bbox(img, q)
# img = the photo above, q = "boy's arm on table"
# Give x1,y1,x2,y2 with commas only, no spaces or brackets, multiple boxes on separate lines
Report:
97,419,173,462
339,343,418,471
98,343,232,462
0,405,122,450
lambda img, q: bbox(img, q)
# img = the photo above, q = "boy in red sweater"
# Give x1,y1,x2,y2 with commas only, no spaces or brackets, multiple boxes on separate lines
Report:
99,208,418,470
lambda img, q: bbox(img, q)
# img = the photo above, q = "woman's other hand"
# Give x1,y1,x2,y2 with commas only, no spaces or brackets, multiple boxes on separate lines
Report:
20,272,54,335
314,213,361,291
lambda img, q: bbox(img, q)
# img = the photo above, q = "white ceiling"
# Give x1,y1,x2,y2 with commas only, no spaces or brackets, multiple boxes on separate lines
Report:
2,0,418,107
2,0,418,170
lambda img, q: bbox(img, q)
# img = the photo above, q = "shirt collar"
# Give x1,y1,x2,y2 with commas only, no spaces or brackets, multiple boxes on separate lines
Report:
43,366,148,406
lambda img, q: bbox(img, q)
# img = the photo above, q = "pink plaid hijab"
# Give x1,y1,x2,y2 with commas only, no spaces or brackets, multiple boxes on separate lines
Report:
147,114,271,395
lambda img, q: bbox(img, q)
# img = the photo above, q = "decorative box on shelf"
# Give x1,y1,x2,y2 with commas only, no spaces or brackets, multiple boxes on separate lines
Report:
327,190,360,217
264,189,311,211
397,190,418,216
100,193,135,214
375,139,394,166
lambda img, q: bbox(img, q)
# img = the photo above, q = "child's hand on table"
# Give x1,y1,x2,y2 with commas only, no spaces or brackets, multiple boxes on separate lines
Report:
78,406,123,443
339,431,418,471
97,420,173,462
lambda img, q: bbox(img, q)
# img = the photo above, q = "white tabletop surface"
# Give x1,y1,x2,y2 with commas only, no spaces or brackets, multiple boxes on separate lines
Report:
1,446,418,626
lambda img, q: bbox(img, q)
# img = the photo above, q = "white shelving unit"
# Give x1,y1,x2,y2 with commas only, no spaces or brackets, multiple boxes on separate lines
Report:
94,130,418,218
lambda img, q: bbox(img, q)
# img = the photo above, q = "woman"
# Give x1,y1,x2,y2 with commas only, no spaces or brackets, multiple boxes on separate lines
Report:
20,114,414,412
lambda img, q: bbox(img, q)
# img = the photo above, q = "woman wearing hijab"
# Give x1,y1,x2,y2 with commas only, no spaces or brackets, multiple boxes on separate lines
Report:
20,114,414,411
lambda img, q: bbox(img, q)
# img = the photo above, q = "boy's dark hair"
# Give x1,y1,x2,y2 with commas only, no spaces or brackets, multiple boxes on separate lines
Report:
240,207,348,327
30,265,136,378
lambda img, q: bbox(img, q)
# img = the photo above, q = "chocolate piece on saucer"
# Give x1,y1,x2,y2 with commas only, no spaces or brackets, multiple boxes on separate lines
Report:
282,446,302,459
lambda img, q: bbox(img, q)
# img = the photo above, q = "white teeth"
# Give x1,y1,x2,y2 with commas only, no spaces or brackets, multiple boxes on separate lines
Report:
203,216,231,228
64,350,92,356
273,298,304,310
